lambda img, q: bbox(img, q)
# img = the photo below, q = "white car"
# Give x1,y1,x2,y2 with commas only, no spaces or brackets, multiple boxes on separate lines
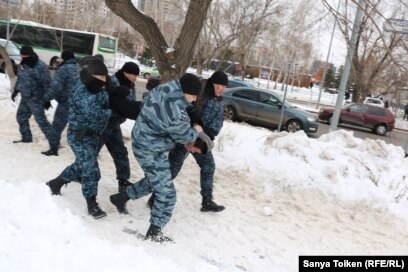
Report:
363,97,385,107
0,38,21,73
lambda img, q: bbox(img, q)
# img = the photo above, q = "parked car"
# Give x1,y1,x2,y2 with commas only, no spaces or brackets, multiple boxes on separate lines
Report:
363,97,385,107
222,87,319,133
140,66,160,78
227,78,254,88
318,103,395,135
325,88,338,94
0,38,21,74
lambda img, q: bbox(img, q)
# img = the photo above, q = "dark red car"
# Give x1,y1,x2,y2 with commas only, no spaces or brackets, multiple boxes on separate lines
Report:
318,103,395,135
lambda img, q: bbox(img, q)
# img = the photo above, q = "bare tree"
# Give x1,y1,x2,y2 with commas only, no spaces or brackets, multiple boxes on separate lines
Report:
195,0,226,75
105,0,212,81
322,0,408,102
232,0,283,79
268,0,316,89
73,0,107,32
31,0,57,25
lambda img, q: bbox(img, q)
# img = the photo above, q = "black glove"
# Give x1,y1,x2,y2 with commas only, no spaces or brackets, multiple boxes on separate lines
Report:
11,89,19,102
186,105,203,126
110,97,141,120
43,101,52,110
106,85,130,98
146,78,160,90
194,138,207,154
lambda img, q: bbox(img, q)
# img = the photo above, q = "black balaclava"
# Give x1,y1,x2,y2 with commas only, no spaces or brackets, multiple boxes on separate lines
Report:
20,45,39,68
80,59,108,94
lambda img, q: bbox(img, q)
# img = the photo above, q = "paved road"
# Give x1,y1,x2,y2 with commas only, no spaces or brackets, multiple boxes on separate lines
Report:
135,80,408,151
135,79,147,101
311,122,408,151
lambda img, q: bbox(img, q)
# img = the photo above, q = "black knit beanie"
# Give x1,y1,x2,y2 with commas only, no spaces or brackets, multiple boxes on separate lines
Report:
122,62,140,75
61,49,75,61
20,45,34,56
210,71,228,86
86,59,108,76
180,73,201,96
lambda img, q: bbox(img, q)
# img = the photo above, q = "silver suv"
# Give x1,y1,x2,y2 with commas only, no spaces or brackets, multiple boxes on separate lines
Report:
223,87,319,133
363,97,384,107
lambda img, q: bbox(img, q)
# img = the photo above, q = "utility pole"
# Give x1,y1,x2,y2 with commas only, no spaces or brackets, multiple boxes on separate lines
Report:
278,62,291,131
6,0,10,41
316,0,341,109
330,0,365,132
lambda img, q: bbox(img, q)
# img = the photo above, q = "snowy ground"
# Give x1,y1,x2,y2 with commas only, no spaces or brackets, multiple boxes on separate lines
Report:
1,73,408,271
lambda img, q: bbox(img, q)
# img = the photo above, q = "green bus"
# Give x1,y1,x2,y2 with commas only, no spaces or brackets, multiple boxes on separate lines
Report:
0,19,118,68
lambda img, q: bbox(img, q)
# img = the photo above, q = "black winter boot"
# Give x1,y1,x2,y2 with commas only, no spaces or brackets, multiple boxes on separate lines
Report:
147,193,155,210
201,196,225,212
13,139,32,143
46,175,66,195
110,190,130,214
41,148,58,156
86,196,107,219
118,179,132,193
145,224,173,243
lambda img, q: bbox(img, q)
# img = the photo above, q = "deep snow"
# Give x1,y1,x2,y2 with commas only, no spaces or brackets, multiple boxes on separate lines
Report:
0,73,407,272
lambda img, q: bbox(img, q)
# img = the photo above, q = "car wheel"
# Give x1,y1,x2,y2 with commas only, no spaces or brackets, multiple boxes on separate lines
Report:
143,73,151,79
224,106,237,121
285,119,302,133
328,115,332,124
375,124,387,136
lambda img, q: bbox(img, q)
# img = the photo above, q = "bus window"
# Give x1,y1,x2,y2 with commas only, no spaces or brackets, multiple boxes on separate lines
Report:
35,27,59,50
63,32,94,56
99,36,116,51
0,20,117,68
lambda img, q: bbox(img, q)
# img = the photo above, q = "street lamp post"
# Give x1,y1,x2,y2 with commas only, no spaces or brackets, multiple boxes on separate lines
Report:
6,0,20,42
278,62,291,131
316,1,341,109
6,0,10,41
329,0,365,132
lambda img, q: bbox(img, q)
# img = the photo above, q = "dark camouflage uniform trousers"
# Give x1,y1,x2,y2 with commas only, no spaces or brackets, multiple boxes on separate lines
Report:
45,59,80,147
51,102,70,147
168,96,223,199
61,132,102,198
17,97,58,148
15,59,58,148
59,82,111,198
169,143,216,198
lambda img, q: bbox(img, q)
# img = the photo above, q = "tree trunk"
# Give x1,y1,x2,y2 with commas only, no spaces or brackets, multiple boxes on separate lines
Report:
105,0,212,82
196,61,204,75
0,46,16,91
